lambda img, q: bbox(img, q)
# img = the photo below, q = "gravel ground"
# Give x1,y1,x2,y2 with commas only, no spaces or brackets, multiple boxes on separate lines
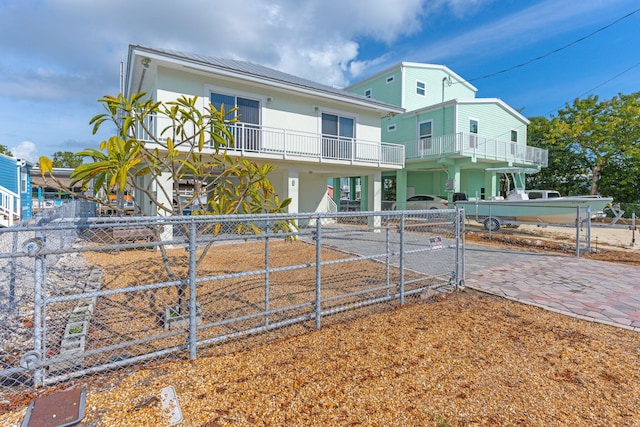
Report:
1,228,639,426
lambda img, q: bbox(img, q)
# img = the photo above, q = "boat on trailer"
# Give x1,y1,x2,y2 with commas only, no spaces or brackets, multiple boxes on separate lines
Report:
455,167,614,231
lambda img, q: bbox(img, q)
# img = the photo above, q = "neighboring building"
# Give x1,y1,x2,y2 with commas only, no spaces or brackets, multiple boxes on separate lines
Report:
124,45,405,217
0,153,33,226
346,62,548,208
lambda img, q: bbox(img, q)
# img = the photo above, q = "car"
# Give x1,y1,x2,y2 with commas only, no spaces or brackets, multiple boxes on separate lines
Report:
393,194,449,210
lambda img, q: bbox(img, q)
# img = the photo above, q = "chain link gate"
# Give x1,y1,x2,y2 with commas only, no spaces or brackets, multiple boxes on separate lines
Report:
0,208,464,394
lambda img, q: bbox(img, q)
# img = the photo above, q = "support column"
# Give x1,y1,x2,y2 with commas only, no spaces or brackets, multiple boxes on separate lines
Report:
332,177,341,210
395,169,408,210
485,171,497,199
286,168,299,214
360,175,368,212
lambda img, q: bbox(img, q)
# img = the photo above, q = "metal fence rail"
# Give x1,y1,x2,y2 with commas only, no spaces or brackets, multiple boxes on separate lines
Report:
0,209,464,391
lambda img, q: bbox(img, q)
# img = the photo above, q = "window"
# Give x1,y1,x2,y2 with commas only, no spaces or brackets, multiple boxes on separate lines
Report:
469,119,478,148
419,120,433,151
20,171,27,193
211,92,260,150
387,124,396,132
364,88,372,98
510,129,518,155
322,113,354,159
386,75,395,84
416,80,426,96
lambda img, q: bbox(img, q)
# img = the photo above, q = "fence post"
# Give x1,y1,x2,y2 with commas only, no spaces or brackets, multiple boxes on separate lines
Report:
188,220,198,360
455,208,465,289
24,234,45,387
385,214,390,297
9,230,18,310
399,213,405,305
314,215,322,329
264,219,271,327
586,206,592,253
576,207,581,257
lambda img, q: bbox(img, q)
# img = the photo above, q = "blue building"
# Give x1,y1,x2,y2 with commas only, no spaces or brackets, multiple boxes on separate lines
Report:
0,153,33,226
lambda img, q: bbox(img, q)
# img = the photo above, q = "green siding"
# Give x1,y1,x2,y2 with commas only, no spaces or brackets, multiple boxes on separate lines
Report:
348,68,402,107
456,103,527,141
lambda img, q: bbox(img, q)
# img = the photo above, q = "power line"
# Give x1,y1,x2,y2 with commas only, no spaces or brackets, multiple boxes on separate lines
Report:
464,7,640,83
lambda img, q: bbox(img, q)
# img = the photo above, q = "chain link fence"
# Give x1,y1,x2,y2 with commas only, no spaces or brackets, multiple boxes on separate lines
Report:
0,208,464,395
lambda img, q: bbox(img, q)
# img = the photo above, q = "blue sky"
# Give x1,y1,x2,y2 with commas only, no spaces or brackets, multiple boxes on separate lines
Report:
0,0,638,163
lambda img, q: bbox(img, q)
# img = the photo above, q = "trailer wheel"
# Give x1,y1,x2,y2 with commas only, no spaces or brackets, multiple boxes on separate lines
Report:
483,217,501,232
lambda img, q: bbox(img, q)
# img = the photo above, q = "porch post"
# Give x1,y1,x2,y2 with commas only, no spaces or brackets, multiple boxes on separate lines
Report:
396,169,408,210
359,175,368,212
331,177,341,210
485,171,498,199
286,168,299,214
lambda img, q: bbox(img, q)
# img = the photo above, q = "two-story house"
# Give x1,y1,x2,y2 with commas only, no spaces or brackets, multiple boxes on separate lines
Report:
0,153,32,226
346,62,548,208
124,45,405,217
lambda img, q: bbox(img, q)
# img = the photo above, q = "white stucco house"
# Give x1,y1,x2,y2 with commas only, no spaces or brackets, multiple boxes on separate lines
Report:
124,45,405,216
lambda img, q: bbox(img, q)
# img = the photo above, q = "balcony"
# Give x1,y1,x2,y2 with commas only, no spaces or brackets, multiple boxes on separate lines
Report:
134,117,405,168
405,132,548,167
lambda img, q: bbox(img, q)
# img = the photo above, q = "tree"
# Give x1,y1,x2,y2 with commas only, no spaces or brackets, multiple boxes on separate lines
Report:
546,92,640,195
525,116,590,196
51,151,83,168
0,144,13,157
40,92,294,315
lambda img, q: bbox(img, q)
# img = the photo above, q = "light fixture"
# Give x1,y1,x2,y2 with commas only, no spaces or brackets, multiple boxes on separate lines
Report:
141,57,151,68
266,96,273,104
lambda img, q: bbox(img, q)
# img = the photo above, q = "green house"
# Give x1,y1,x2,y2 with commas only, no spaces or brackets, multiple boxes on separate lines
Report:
346,62,548,208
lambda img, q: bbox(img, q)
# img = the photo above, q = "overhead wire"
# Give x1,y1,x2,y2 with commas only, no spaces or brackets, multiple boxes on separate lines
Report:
462,7,640,84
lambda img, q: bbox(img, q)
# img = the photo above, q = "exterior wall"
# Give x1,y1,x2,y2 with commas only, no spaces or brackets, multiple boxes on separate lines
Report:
456,102,527,142
401,66,475,111
19,163,32,220
347,67,403,107
405,170,449,197
382,104,456,147
0,154,17,193
155,66,384,145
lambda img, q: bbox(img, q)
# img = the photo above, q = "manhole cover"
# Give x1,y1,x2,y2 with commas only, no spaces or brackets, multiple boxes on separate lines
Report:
22,388,86,427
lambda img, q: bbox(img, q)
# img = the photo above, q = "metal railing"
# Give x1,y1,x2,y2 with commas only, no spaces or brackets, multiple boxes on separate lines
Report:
133,115,405,168
0,209,464,391
405,132,548,167
0,185,20,227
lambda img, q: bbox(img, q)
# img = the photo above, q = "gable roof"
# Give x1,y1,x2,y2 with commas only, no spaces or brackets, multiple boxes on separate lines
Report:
126,45,404,114
346,62,478,93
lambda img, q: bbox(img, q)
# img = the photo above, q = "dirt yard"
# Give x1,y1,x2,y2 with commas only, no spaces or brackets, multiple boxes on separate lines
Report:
1,225,639,426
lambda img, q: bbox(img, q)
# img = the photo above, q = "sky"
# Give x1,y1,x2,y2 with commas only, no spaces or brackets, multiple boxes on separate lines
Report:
0,0,638,163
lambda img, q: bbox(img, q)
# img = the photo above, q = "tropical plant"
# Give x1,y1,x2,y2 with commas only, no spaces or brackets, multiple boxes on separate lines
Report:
40,92,295,315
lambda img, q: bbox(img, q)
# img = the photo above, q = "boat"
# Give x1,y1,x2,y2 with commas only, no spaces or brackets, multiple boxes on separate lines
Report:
454,168,613,231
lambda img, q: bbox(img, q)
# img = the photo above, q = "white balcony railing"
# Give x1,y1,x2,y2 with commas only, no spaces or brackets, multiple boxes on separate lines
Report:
405,132,548,167
0,185,19,227
134,116,405,168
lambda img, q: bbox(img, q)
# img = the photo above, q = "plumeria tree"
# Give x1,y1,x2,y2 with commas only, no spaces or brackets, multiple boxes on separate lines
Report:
40,92,294,315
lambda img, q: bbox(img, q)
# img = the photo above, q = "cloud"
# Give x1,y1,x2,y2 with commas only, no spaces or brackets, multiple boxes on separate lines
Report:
11,141,38,163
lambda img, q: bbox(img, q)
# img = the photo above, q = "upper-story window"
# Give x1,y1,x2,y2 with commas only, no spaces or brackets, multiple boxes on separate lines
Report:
364,88,372,98
510,129,518,155
386,75,395,84
416,80,426,96
322,112,355,160
211,92,260,150
469,119,479,148
211,92,259,124
419,120,433,151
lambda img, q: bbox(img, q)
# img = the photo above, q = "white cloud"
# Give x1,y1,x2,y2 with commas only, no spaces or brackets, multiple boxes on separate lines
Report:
11,141,38,163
